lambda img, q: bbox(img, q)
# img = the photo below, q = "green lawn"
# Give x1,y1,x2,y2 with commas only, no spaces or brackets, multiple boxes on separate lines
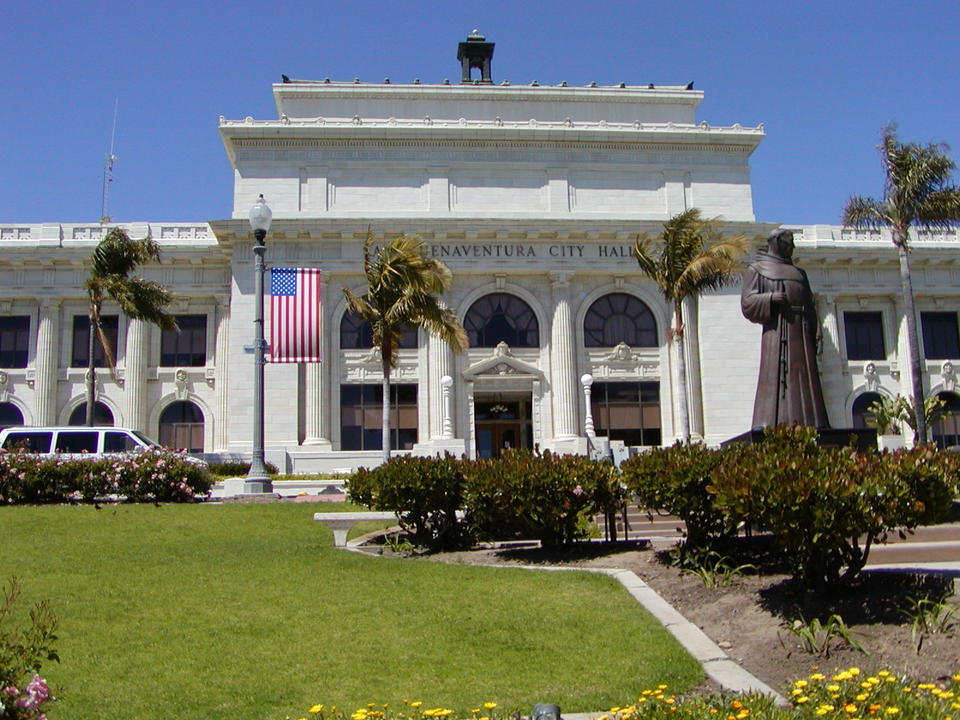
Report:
1,503,701,720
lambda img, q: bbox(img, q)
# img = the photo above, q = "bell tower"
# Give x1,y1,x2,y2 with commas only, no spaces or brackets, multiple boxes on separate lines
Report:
457,30,495,84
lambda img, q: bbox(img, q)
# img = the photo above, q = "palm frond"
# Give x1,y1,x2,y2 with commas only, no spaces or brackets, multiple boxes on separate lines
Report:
842,196,889,229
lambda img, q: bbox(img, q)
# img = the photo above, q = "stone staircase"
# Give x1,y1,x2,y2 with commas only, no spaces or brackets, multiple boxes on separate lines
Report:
605,508,960,568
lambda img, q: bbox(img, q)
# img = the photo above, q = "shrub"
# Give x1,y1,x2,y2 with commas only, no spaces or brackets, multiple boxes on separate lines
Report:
619,441,731,556
207,460,279,477
0,449,213,505
710,425,959,590
347,454,471,551
0,577,59,720
462,449,623,548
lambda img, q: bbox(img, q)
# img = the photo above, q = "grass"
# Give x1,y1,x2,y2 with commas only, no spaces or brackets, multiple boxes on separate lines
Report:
1,503,702,720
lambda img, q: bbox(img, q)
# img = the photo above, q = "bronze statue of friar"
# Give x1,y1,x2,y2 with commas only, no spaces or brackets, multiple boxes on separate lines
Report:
741,229,830,429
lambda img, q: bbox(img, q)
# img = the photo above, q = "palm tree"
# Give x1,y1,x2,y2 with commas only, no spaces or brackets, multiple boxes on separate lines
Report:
343,232,468,461
633,209,747,440
842,126,960,444
85,227,176,426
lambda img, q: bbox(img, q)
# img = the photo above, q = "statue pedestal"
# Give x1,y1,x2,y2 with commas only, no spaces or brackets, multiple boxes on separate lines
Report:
722,427,877,452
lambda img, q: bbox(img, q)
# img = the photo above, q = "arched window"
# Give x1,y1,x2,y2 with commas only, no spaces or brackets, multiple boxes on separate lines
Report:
0,402,23,430
584,293,658,347
851,392,882,429
159,401,205,453
68,402,114,427
339,310,418,349
464,293,539,348
933,391,960,449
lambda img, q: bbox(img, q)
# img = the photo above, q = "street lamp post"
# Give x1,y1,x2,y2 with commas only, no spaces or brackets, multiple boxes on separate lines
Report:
246,194,273,493
580,373,596,439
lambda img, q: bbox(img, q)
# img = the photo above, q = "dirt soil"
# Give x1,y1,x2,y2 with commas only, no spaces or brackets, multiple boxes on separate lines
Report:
414,539,960,695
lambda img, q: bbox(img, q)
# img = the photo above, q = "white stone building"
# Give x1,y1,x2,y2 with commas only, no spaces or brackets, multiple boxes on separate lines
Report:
2,36,959,470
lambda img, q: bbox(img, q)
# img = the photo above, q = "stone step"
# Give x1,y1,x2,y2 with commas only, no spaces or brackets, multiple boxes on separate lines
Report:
604,513,960,565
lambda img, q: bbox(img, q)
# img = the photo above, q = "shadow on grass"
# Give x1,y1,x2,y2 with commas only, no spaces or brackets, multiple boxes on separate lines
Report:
482,539,651,565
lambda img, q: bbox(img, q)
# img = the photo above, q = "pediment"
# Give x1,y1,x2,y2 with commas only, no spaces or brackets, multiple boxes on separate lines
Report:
462,342,543,381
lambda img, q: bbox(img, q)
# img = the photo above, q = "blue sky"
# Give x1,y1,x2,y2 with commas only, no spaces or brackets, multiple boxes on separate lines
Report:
3,0,958,226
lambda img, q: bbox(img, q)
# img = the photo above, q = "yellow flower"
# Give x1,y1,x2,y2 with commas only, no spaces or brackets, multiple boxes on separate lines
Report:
811,673,826,681
411,703,423,709
849,668,862,676
310,705,325,714
856,694,869,701
795,680,810,688
795,697,809,704
483,703,497,710
845,704,858,713
884,708,899,715
828,685,841,692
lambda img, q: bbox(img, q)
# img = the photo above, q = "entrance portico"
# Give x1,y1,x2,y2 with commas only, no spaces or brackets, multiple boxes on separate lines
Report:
461,342,544,460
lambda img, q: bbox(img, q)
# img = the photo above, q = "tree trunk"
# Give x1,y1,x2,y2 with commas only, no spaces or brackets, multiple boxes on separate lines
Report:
381,357,392,463
85,309,97,426
897,236,927,445
674,300,690,441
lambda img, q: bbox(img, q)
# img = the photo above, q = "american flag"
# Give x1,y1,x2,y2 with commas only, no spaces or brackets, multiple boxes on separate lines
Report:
268,267,321,363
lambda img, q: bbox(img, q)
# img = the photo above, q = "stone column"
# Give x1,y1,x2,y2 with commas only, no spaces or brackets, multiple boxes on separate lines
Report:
34,299,60,426
303,275,332,448
213,296,231,451
428,328,453,439
124,318,149,433
891,294,911,397
549,273,578,439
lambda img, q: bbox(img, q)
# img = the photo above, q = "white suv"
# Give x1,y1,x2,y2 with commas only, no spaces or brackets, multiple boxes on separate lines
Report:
0,427,207,466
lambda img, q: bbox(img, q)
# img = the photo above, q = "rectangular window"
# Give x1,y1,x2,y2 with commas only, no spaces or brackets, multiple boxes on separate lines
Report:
843,311,885,360
0,316,30,369
71,315,119,368
54,431,99,454
591,381,661,446
161,315,207,367
340,383,418,451
922,312,960,360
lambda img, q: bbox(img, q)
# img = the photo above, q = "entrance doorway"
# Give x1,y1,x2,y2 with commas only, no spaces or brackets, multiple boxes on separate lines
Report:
475,393,532,458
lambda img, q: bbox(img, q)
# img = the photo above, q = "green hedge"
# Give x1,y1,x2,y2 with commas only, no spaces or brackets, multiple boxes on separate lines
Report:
348,432,960,589
619,440,731,558
348,450,623,550
0,449,214,504
710,425,960,589
348,454,470,550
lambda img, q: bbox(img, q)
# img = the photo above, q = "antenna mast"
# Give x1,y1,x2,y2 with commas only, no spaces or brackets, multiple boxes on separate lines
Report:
100,98,119,223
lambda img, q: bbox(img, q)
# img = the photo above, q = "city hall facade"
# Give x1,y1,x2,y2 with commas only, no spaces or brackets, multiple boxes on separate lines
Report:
2,39,959,471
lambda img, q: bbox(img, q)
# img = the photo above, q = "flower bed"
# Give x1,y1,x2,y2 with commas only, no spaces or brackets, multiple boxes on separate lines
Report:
287,669,960,720
0,448,213,504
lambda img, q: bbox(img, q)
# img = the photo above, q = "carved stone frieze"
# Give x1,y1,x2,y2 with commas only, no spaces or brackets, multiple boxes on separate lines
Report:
175,368,189,400
943,361,956,392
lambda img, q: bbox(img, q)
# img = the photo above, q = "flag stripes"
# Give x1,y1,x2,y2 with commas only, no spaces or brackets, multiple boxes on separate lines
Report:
268,267,321,363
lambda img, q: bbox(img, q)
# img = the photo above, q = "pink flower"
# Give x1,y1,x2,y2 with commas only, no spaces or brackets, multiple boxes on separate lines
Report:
572,485,584,496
